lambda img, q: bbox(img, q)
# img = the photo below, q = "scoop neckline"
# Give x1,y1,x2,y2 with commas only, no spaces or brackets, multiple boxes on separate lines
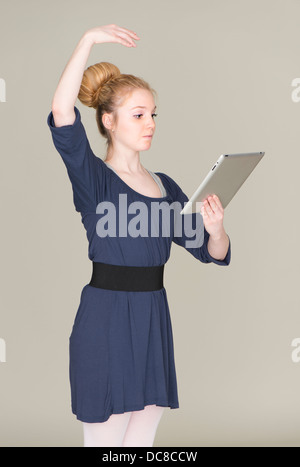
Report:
103,161,170,201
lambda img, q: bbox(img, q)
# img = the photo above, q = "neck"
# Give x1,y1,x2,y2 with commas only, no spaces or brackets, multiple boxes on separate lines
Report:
104,154,145,175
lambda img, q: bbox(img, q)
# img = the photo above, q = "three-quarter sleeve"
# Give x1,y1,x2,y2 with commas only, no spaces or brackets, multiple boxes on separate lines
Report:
172,184,231,266
47,106,105,213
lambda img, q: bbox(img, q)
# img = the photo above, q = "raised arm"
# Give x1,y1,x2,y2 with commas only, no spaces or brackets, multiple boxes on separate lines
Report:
51,33,94,126
51,24,140,127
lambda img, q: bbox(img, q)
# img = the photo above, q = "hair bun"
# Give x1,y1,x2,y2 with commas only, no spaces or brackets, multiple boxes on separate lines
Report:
78,62,121,109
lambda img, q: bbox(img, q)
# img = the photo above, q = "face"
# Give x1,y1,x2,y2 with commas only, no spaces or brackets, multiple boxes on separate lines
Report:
106,89,157,152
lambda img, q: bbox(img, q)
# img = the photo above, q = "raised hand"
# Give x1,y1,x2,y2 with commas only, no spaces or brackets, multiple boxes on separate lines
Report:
85,24,140,48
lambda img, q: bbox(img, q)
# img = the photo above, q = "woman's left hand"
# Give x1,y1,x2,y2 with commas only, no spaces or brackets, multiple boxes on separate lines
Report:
200,194,225,237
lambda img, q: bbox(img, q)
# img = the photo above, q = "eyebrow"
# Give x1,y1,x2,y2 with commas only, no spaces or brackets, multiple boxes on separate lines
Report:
131,106,157,110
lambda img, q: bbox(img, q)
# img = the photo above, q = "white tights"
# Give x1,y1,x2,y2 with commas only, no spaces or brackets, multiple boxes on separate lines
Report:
83,404,165,447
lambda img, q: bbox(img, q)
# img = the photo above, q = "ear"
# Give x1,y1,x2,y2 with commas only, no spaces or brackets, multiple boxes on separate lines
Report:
102,113,114,131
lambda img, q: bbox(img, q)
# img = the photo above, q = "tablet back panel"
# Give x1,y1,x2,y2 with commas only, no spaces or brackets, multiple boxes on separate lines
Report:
181,152,265,214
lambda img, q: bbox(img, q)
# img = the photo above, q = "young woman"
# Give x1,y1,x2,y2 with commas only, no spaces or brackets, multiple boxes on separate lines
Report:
47,24,231,447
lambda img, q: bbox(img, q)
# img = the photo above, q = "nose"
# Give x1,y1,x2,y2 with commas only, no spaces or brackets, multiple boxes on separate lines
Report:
147,118,155,133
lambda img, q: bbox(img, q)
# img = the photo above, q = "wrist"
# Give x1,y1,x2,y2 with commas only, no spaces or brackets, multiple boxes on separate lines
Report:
209,229,227,242
81,30,95,47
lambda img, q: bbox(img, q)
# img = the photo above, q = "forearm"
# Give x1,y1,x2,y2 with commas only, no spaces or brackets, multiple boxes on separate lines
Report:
207,228,230,261
51,31,94,113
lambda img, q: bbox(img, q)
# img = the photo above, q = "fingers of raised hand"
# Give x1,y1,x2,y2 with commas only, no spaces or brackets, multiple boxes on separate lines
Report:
112,24,140,47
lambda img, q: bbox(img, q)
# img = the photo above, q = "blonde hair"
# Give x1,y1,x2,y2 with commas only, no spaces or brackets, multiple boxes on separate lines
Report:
78,62,157,158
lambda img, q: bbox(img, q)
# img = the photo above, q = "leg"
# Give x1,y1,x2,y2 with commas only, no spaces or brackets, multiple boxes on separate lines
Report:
82,411,132,447
121,404,165,447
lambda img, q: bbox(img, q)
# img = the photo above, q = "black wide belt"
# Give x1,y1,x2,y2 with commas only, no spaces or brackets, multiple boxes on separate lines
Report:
89,261,165,292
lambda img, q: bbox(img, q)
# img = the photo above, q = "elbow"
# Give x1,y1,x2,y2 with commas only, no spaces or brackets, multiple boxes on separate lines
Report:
50,107,76,127
51,98,75,116
51,98,61,114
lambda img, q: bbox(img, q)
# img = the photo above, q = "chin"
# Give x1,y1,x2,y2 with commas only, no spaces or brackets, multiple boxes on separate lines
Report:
138,141,152,151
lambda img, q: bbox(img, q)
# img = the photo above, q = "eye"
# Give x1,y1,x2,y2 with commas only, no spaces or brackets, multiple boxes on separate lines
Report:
134,113,158,119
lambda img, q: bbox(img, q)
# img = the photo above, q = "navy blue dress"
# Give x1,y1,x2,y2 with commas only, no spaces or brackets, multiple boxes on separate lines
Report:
47,106,231,423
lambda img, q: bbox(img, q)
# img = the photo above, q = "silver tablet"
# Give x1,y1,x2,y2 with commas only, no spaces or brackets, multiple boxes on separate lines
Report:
180,152,265,214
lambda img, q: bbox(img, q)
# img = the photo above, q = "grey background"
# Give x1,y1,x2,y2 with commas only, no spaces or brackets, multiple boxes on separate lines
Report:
0,0,299,447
